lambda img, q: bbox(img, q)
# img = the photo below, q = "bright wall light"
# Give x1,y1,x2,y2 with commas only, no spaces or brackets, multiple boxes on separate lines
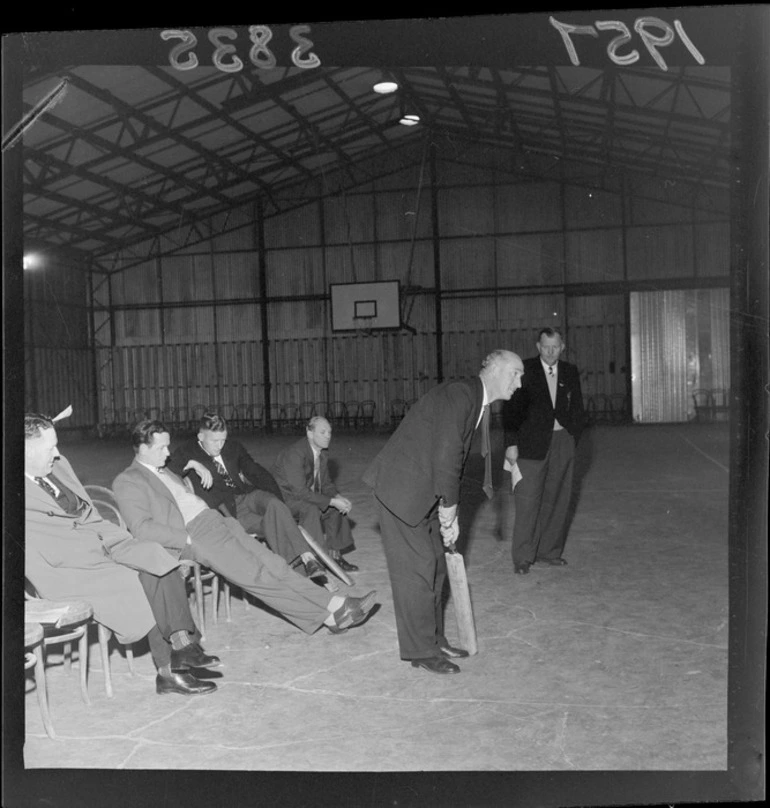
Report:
399,114,420,126
23,253,42,270
373,81,398,94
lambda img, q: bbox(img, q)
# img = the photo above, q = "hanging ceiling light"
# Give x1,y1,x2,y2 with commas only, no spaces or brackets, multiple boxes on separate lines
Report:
373,80,398,94
399,113,420,126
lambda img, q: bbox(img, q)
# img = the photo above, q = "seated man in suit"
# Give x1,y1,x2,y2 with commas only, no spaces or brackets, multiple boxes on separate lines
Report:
113,420,377,638
271,416,360,573
24,412,220,697
167,411,327,583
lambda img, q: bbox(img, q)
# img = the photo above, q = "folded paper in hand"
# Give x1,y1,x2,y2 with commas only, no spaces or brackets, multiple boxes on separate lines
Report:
502,458,523,491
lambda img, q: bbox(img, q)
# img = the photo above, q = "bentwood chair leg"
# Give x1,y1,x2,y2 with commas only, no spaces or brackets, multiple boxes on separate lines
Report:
78,627,91,705
97,623,114,698
212,575,220,624
32,646,56,739
194,564,206,639
224,580,232,622
126,645,136,676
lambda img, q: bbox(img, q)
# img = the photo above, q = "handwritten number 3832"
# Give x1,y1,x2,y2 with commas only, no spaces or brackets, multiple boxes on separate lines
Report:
161,26,321,72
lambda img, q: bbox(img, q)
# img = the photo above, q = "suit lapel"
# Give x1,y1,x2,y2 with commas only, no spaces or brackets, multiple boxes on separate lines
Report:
132,459,181,504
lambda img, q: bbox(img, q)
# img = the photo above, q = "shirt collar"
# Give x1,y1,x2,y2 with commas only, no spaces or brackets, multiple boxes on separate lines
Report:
541,358,558,375
138,460,165,474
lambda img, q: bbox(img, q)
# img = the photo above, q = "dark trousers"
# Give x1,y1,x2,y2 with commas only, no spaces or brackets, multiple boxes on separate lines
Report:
235,489,309,564
286,498,354,554
137,569,199,668
182,510,331,634
512,429,575,564
376,498,448,660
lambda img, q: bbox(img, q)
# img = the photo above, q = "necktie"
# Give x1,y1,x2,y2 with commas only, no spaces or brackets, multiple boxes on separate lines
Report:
546,364,557,407
480,405,493,500
312,453,320,492
36,476,58,499
213,456,236,488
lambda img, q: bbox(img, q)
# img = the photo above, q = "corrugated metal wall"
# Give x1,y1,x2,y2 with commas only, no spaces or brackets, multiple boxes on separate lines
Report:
630,288,730,423
26,149,731,429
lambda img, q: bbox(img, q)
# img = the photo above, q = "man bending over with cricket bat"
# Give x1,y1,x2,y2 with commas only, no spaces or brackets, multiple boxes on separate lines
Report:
362,350,524,674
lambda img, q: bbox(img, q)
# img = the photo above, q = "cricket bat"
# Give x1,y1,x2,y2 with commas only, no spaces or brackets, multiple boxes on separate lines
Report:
298,525,354,587
445,543,479,655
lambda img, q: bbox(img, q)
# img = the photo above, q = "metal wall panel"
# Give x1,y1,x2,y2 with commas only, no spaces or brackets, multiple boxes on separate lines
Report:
626,225,695,279
113,308,162,345
26,347,95,428
439,237,495,289
214,303,260,341
567,295,627,398
375,189,434,241
377,241,435,289
695,223,731,277
439,186,494,236
628,289,729,423
266,248,324,297
212,252,258,299
495,181,562,232
565,229,625,284
564,185,622,229
496,232,564,287
163,305,216,344
264,203,321,248
323,192,376,244
111,259,158,305
161,254,214,302
324,244,378,285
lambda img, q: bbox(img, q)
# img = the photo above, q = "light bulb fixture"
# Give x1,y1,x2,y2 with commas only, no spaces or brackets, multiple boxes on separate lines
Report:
399,113,420,126
373,80,398,94
23,253,42,270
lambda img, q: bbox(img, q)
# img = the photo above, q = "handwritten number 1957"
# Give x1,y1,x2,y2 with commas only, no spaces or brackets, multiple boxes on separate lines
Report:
550,15,705,70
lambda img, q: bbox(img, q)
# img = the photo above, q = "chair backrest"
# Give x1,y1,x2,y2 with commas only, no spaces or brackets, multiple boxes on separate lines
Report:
83,485,127,529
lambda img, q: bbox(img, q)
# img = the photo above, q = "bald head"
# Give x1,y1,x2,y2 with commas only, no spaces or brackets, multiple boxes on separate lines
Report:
479,349,525,402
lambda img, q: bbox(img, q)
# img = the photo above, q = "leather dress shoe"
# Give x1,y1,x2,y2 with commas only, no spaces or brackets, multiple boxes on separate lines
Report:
411,657,460,674
156,670,217,696
439,644,469,659
334,556,359,573
535,557,568,566
171,642,221,671
304,557,327,579
328,590,377,634
514,561,531,575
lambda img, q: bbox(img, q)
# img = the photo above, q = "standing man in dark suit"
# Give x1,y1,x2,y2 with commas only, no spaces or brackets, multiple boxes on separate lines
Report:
362,350,525,674
167,412,326,582
503,327,586,575
272,416,360,574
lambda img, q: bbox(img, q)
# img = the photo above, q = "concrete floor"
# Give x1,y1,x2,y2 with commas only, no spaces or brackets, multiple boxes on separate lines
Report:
20,423,729,778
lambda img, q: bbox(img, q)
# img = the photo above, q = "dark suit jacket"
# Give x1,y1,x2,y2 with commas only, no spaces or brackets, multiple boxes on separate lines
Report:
167,437,283,516
25,455,177,643
361,377,484,526
271,437,339,511
503,356,586,460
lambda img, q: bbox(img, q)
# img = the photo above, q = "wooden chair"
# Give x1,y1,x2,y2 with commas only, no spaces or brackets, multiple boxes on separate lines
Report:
327,401,348,428
25,621,55,739
24,596,95,705
389,398,407,429
359,400,377,429
711,387,729,421
344,400,360,429
692,388,715,422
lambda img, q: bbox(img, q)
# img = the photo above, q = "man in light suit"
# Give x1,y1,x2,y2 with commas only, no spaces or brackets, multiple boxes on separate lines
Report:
113,420,377,637
272,416,360,574
167,412,326,582
362,350,525,674
24,413,220,697
503,327,586,575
